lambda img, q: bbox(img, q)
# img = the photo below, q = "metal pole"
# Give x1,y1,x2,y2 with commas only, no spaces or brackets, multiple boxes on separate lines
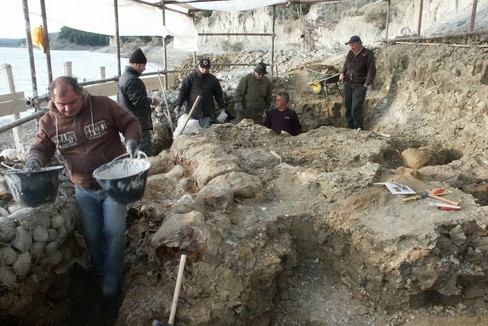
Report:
198,33,274,36
0,110,47,134
114,0,122,77
272,5,276,76
417,0,423,36
470,0,478,32
385,0,391,40
40,0,53,86
22,0,38,102
162,1,168,89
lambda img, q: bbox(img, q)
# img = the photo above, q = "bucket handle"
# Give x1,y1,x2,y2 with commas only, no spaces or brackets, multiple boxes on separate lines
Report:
1,162,22,172
111,151,148,163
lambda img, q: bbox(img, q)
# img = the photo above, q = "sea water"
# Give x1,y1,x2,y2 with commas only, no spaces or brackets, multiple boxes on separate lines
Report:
0,47,164,97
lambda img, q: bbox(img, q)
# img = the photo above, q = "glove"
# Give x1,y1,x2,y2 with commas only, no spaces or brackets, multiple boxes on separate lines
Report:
125,139,139,158
25,157,42,171
151,97,160,106
235,102,244,114
174,106,181,117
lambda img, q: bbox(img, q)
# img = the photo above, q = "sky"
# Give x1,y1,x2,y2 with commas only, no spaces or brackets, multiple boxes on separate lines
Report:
0,1,62,39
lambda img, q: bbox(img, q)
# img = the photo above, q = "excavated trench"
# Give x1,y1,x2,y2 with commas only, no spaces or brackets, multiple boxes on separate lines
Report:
1,121,488,325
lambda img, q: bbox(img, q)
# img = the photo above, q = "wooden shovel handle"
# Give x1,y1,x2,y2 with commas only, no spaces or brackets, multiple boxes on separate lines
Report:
168,254,187,325
427,193,460,206
180,96,202,134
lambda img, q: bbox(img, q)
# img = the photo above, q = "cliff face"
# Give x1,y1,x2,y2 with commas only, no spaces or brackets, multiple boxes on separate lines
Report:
194,0,488,52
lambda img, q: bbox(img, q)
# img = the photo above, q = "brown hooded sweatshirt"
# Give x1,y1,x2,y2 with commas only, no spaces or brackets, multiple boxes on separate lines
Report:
28,93,141,189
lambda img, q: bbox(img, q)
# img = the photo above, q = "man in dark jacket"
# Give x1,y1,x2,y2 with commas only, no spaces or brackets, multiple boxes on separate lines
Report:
339,35,376,131
117,48,159,155
264,91,302,136
235,62,273,124
175,58,225,128
26,76,142,298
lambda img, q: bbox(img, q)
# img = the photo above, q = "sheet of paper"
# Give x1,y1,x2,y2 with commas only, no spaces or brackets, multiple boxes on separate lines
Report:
374,182,416,195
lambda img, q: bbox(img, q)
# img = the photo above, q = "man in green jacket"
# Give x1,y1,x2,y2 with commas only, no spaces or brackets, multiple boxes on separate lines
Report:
234,62,273,124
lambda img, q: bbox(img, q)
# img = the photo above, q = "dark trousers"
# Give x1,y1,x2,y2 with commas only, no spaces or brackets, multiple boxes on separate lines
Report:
343,84,367,129
237,111,264,125
140,130,152,156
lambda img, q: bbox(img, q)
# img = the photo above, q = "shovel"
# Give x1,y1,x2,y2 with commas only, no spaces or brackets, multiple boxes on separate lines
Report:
179,95,202,135
402,191,460,206
156,71,175,134
152,254,187,326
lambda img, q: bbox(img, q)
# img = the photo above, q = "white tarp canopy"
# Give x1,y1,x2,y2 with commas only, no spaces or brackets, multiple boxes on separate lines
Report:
23,0,290,51
25,0,197,50
173,0,287,11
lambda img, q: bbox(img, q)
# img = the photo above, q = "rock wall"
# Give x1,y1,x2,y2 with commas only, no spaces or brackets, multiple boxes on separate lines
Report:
195,0,488,53
368,43,488,154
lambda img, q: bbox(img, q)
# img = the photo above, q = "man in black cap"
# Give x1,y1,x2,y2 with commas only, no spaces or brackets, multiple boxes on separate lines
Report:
234,61,273,124
175,58,225,128
339,35,376,130
117,48,159,155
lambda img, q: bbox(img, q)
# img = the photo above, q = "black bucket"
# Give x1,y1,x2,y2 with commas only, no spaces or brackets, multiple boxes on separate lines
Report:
92,154,151,205
3,166,64,207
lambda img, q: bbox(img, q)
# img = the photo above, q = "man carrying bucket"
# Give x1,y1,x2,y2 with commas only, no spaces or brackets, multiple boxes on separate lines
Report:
25,76,142,298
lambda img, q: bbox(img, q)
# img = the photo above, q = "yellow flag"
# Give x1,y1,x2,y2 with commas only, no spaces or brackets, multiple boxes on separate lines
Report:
31,25,45,53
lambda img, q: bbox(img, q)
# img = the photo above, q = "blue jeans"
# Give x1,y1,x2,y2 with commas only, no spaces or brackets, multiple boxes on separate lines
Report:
75,185,127,296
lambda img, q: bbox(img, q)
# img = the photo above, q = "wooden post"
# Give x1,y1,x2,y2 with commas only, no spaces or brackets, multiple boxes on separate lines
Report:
2,64,13,91
114,0,122,77
22,0,39,106
64,62,72,76
100,67,106,79
470,0,478,32
40,0,53,85
417,0,423,36
385,0,391,40
162,2,168,89
271,5,276,76
1,64,24,153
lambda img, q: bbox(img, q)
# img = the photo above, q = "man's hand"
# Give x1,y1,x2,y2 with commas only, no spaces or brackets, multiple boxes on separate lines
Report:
174,106,181,117
25,157,42,171
235,102,244,113
125,139,139,158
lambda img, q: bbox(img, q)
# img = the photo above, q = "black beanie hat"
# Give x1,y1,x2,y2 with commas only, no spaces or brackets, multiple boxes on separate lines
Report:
254,62,267,74
129,48,147,64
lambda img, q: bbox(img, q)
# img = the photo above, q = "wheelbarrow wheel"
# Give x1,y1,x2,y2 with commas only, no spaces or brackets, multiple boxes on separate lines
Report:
311,81,322,94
